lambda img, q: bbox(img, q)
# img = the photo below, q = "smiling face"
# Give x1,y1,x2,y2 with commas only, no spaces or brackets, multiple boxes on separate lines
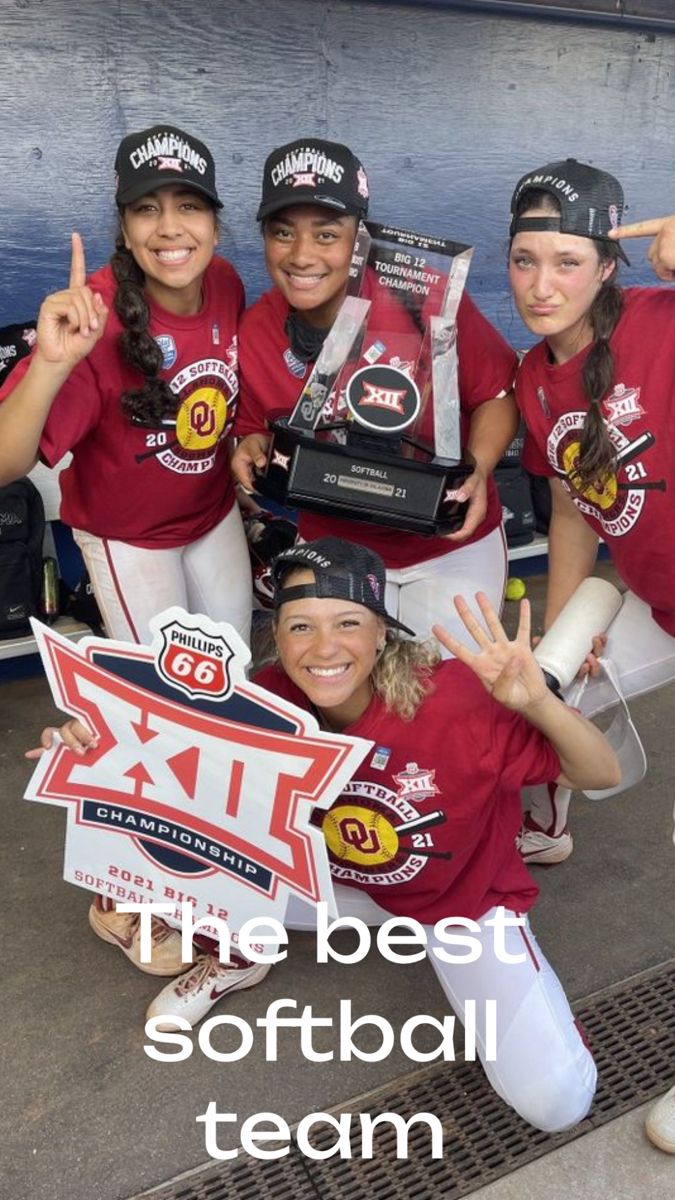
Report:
274,568,386,730
121,184,218,315
509,210,615,363
263,204,358,327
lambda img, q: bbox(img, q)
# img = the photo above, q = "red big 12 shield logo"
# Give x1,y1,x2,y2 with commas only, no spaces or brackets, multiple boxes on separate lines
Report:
157,617,235,701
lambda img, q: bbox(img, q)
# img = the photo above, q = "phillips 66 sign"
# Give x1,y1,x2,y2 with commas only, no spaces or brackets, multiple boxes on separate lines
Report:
26,608,370,949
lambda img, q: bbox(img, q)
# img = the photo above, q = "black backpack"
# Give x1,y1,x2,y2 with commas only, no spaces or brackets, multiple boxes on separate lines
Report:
494,466,536,547
0,477,46,638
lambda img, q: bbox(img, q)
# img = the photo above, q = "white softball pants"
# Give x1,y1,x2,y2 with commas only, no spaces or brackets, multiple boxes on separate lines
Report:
383,525,509,656
285,889,595,1134
72,505,252,649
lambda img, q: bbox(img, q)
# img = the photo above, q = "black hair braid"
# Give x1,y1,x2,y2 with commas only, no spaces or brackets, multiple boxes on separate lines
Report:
575,278,623,489
111,233,177,425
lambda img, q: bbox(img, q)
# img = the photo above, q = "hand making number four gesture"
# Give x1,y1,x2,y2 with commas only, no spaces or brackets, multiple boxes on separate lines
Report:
433,594,549,714
36,233,108,367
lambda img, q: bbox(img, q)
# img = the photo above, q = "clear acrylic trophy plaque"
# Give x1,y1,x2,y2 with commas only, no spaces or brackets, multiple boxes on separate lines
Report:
255,221,475,535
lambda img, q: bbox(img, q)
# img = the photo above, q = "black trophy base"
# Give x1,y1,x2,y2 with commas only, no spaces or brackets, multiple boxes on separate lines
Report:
255,418,473,536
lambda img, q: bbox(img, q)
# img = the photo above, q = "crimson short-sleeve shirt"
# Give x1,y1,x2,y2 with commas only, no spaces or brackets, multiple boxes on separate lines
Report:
0,257,244,548
254,660,560,923
236,286,517,568
517,288,675,637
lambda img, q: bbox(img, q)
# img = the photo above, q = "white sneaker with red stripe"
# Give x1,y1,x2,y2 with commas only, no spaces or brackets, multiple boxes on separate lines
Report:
645,1085,675,1153
516,816,573,865
88,901,189,976
146,954,271,1029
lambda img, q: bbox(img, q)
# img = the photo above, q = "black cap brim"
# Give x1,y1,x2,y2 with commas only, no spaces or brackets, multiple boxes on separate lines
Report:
257,193,359,222
385,614,416,638
510,216,630,266
273,581,416,638
117,176,223,208
612,241,631,266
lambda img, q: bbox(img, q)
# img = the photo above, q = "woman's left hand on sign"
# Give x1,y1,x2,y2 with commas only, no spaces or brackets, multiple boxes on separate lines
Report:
26,719,99,760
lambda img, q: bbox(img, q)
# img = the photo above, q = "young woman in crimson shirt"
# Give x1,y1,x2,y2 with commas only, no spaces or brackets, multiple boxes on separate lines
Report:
507,159,675,870
232,137,520,649
3,124,251,979
508,161,675,1151
0,124,251,650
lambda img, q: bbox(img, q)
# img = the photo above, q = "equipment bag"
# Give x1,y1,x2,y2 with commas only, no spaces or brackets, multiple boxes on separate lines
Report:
528,471,552,535
494,465,536,547
0,477,46,638
494,419,536,547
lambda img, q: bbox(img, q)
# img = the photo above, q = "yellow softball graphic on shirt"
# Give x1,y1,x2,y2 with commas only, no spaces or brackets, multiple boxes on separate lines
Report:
176,388,228,450
322,804,400,867
562,440,617,510
322,781,450,886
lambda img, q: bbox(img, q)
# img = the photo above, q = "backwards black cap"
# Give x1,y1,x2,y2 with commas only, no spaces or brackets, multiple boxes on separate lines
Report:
509,158,629,265
271,536,415,637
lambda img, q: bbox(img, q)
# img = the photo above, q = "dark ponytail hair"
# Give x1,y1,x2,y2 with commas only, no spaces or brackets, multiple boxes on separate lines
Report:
577,259,623,488
513,189,623,489
111,226,178,425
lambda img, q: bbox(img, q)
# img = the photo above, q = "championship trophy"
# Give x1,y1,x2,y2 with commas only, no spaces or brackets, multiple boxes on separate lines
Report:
255,222,475,535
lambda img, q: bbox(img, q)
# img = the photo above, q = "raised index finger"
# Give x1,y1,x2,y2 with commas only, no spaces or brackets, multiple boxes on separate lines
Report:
69,232,87,288
608,218,666,241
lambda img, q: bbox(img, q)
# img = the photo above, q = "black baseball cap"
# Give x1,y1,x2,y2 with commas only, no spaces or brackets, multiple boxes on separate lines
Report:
115,124,223,208
509,158,629,265
271,537,415,637
257,138,369,222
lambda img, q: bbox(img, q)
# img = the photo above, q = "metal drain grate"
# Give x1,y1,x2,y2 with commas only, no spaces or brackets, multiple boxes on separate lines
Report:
127,960,675,1200
126,1153,318,1200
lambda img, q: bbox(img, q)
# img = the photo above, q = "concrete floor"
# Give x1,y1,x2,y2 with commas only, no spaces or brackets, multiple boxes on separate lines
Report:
470,1102,675,1200
1,566,674,1200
